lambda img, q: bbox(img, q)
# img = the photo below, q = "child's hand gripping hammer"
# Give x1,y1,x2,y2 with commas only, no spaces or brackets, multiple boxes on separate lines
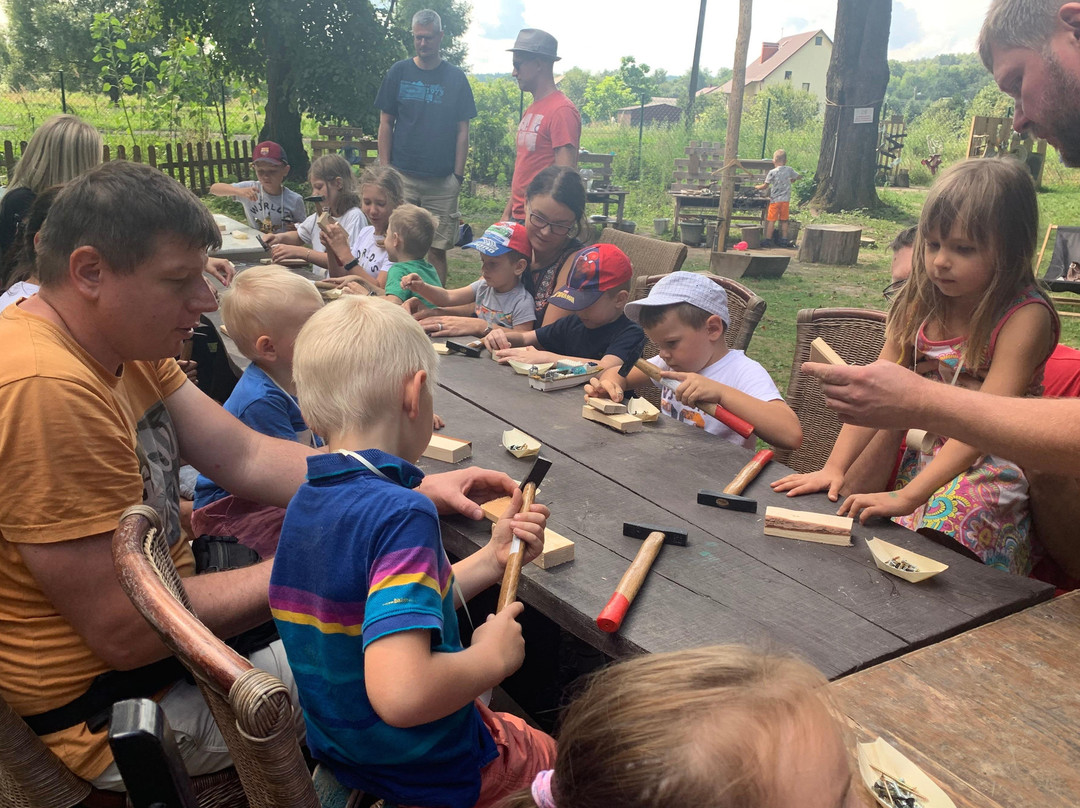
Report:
596,522,688,633
496,456,552,613
624,358,755,438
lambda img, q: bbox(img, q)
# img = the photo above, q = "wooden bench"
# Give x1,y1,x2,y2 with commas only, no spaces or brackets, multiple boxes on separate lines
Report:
669,143,772,242
310,126,378,166
578,151,627,226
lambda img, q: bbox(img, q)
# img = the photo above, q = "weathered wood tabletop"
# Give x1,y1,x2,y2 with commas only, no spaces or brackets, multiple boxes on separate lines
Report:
423,350,1052,678
832,591,1080,808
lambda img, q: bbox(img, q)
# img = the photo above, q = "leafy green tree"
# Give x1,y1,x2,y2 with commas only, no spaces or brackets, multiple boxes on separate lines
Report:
467,77,518,185
157,0,400,178
969,81,1013,118
391,0,470,67
745,84,821,129
582,75,635,124
559,66,591,111
618,56,653,104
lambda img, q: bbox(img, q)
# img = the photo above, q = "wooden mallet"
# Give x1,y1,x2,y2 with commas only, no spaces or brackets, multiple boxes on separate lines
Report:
697,449,774,513
596,522,688,633
496,455,552,612
626,358,754,439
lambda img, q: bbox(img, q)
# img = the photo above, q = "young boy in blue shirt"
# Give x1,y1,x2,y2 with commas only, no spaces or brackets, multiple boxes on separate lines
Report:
482,243,645,370
269,296,555,808
192,266,324,557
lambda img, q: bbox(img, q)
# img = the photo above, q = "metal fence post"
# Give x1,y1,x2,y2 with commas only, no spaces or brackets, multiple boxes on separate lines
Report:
761,98,771,159
221,80,227,140
636,95,645,181
60,71,67,114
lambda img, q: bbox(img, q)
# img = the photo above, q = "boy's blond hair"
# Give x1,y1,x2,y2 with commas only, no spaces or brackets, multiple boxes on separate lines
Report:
773,149,787,164
220,266,324,359
294,296,439,438
389,203,438,260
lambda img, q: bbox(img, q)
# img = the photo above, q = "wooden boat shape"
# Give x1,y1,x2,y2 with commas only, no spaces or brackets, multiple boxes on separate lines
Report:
866,537,948,583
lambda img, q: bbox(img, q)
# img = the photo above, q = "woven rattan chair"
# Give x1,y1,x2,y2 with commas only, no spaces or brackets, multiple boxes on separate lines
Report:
598,228,688,287
0,695,92,808
627,273,767,407
775,307,887,474
112,505,319,808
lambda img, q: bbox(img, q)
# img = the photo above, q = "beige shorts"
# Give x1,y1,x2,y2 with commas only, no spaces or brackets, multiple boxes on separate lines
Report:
401,171,463,250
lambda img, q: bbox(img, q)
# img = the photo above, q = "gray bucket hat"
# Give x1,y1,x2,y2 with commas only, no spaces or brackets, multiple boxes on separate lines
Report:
508,28,561,61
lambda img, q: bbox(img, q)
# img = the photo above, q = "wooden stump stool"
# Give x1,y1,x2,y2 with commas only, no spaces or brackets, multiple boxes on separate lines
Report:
798,224,862,265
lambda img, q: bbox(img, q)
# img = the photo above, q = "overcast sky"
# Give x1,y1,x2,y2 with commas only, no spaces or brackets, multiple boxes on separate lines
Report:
463,0,987,75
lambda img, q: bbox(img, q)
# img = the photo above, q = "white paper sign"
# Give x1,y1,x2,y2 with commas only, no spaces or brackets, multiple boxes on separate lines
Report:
853,107,875,124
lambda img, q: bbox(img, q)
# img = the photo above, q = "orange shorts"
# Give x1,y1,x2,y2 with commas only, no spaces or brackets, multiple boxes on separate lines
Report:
473,700,557,808
766,201,790,222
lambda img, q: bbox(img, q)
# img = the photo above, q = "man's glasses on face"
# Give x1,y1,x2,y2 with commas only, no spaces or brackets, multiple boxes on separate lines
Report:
529,212,574,236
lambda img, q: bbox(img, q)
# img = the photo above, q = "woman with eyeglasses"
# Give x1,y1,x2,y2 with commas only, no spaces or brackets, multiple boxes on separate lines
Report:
417,166,588,338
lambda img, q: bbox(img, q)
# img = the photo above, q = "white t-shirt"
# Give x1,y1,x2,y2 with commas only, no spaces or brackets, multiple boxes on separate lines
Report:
0,281,38,312
351,226,391,280
296,206,369,255
469,279,536,328
232,181,307,233
648,351,783,449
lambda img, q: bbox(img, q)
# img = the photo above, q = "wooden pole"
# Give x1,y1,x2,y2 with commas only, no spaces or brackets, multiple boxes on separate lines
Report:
685,0,708,130
716,0,753,254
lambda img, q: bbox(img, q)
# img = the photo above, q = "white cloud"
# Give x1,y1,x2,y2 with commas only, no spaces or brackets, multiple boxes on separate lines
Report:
463,0,987,75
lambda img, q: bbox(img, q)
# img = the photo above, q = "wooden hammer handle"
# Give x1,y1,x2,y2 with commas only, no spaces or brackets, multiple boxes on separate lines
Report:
723,449,775,495
634,360,755,438
496,482,538,612
596,531,665,633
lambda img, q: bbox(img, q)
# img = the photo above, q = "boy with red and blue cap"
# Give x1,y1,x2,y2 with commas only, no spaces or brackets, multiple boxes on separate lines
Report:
401,221,537,338
209,141,305,234
483,243,645,370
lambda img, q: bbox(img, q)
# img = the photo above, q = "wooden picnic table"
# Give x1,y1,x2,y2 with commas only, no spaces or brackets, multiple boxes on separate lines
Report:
211,213,271,263
423,351,1052,678
832,591,1080,807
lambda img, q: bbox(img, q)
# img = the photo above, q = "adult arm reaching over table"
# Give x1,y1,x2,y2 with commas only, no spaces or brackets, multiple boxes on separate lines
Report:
802,360,1080,476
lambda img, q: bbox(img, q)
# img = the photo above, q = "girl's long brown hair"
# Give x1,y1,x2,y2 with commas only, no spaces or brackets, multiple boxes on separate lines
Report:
501,645,840,808
886,157,1055,370
309,154,362,216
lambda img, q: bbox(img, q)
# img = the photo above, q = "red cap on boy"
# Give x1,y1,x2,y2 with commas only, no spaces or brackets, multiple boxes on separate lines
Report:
253,141,289,165
548,244,633,311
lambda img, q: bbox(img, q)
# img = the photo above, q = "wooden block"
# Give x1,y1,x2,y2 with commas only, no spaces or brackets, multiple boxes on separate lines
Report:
586,397,627,414
809,337,846,366
709,251,790,279
479,497,575,569
581,405,643,433
432,342,450,355
764,506,853,546
231,230,249,240
422,434,472,463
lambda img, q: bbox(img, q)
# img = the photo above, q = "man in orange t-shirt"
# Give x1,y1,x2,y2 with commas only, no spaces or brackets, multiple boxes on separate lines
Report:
0,161,518,792
503,28,581,222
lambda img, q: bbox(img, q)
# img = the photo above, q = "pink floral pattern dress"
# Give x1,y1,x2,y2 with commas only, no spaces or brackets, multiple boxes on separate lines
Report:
893,286,1056,575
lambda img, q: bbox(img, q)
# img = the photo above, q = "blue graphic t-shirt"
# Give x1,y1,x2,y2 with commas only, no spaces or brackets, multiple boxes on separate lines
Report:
375,58,477,177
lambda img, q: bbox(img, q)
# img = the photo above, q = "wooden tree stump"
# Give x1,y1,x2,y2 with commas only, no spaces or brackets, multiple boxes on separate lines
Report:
798,224,862,265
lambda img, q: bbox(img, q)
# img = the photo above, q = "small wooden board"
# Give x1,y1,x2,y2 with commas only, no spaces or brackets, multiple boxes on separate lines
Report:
586,397,627,414
581,405,643,433
764,506,853,546
809,337,846,366
432,342,450,355
480,496,575,569
422,434,472,463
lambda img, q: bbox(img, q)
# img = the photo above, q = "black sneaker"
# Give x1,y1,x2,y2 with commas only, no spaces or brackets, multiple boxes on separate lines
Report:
777,238,794,248
759,238,774,248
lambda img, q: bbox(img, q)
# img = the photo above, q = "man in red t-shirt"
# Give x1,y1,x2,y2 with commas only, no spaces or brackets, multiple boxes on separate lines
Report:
503,29,581,222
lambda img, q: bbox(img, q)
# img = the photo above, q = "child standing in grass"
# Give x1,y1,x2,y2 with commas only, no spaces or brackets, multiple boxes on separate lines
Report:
756,149,800,248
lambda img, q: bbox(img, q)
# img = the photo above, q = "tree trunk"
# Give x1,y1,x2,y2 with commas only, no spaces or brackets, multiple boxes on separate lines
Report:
810,0,891,212
716,0,753,253
262,24,310,180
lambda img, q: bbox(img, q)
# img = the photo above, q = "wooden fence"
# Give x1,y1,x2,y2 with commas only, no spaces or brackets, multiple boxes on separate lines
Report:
3,138,255,195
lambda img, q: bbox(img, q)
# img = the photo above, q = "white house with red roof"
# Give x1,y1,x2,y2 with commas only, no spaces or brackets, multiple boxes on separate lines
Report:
718,29,832,106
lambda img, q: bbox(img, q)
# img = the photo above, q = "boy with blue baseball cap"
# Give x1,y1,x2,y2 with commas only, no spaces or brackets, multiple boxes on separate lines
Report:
483,243,645,370
401,221,536,337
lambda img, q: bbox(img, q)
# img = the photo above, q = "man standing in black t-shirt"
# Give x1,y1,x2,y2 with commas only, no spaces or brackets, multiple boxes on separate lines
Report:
376,9,476,284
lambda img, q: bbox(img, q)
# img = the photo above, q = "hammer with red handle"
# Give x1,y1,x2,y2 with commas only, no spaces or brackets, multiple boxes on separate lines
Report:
697,449,775,513
596,522,688,633
626,359,754,438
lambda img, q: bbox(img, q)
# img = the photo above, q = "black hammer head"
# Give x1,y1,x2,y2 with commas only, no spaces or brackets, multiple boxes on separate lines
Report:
446,338,482,357
520,456,552,491
696,489,758,514
623,521,688,546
